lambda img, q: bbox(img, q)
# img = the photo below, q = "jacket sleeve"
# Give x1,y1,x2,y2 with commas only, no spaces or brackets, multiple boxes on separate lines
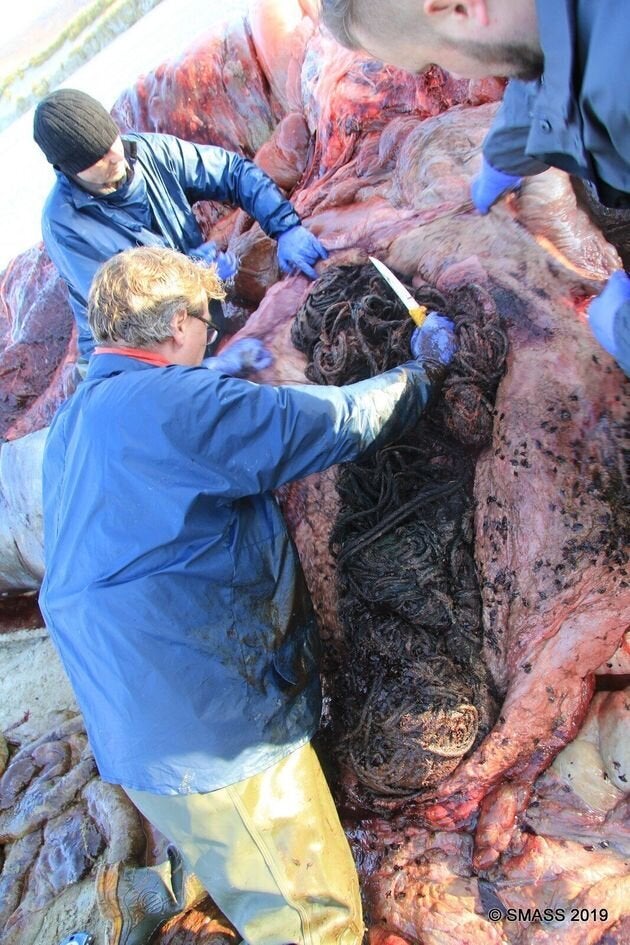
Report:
483,80,551,177
153,133,301,238
41,211,104,351
613,301,630,376
177,361,432,498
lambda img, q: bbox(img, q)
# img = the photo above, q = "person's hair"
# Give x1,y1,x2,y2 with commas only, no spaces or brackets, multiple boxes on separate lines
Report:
88,246,226,347
319,0,435,52
319,0,363,49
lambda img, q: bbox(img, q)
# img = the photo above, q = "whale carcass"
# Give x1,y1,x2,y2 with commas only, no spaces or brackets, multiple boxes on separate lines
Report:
0,1,628,942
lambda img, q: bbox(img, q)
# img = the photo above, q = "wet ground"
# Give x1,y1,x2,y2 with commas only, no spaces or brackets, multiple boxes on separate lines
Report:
0,592,43,633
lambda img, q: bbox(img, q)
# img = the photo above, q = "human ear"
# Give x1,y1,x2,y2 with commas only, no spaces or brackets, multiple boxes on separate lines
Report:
171,306,188,347
423,0,489,26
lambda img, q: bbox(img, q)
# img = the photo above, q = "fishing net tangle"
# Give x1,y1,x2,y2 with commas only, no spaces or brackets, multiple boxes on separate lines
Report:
291,264,507,803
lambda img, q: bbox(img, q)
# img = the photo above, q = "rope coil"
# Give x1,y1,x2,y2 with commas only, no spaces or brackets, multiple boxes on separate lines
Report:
292,264,507,802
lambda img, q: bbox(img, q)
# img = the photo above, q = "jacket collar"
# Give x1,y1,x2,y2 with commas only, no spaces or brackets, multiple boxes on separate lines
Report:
87,350,168,379
54,169,93,210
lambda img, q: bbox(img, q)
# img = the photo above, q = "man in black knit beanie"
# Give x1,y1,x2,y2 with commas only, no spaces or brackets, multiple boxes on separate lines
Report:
34,88,328,371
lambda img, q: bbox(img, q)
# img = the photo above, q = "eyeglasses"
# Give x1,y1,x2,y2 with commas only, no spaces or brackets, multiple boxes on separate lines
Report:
188,312,219,345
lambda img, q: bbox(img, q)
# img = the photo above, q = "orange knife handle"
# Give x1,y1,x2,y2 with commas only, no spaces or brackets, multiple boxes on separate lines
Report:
409,305,428,327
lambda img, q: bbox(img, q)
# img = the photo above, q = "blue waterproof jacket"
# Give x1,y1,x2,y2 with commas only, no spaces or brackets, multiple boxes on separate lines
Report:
483,0,630,205
483,0,630,375
41,133,300,356
39,354,431,794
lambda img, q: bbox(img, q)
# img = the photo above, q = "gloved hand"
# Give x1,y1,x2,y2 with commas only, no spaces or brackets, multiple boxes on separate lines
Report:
214,250,238,282
203,338,274,375
277,225,328,280
588,269,630,361
471,156,522,214
410,313,457,367
190,242,239,282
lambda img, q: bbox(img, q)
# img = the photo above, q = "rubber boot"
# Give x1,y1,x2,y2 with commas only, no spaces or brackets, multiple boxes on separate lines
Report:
96,845,204,945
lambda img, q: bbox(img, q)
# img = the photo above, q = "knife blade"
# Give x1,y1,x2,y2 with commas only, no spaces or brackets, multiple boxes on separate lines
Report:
369,256,428,327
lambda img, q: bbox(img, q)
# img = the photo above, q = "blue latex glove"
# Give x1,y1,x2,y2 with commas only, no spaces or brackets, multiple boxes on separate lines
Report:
588,269,630,362
190,242,239,282
189,240,218,265
471,156,522,214
277,225,328,280
410,313,457,367
215,250,238,282
203,338,274,375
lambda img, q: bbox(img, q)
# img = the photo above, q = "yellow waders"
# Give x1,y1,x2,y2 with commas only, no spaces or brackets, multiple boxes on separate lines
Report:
125,742,364,945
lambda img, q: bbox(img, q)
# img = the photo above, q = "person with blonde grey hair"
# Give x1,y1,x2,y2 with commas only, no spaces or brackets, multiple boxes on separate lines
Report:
88,242,225,348
319,0,630,377
39,245,456,945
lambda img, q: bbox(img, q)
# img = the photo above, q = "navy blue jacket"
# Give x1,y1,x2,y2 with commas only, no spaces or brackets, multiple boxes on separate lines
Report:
484,0,630,375
41,133,300,356
39,353,431,794
484,0,630,205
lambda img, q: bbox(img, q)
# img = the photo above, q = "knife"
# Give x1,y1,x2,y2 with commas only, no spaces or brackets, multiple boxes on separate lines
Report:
369,256,428,327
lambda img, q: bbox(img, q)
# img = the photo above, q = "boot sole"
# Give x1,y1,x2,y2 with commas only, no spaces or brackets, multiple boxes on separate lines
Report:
95,862,125,945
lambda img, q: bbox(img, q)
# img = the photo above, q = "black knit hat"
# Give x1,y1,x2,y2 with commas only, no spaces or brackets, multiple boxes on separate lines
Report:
33,89,120,175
